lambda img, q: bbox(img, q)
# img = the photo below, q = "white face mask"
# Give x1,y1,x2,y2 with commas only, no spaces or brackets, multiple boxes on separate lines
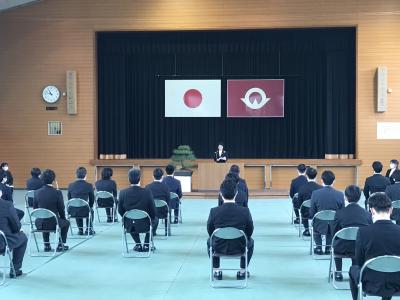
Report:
2,166,8,171
390,163,396,169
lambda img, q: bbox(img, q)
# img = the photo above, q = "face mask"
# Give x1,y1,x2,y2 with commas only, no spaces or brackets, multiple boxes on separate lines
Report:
390,164,396,169
2,166,8,171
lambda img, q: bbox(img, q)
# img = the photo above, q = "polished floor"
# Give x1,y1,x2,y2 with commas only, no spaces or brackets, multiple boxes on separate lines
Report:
0,190,365,300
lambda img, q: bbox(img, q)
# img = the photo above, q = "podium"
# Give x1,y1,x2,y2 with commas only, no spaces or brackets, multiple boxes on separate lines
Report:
197,162,245,190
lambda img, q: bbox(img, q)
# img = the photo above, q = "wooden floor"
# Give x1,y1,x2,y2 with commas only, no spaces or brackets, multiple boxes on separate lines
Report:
184,189,289,198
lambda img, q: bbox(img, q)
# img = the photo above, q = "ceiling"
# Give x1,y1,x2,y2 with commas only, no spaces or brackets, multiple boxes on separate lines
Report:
0,0,40,12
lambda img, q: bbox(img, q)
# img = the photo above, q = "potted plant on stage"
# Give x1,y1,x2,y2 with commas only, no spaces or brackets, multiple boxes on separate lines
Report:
169,145,197,192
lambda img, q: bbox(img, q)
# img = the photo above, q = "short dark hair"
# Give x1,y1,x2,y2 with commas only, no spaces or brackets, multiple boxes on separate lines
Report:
165,164,175,175
229,165,240,174
372,161,383,173
0,162,8,168
321,170,335,185
153,168,163,180
297,164,306,173
392,170,400,183
101,167,113,180
220,179,237,200
306,167,317,180
31,167,41,178
225,172,239,184
128,168,141,184
344,185,361,203
41,169,56,185
390,159,399,166
76,167,87,179
368,192,392,213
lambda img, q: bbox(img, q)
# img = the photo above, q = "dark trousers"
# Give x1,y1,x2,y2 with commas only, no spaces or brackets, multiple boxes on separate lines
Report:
75,208,94,230
301,207,310,230
43,219,70,245
153,217,168,235
16,208,24,221
173,208,179,219
207,238,254,269
314,232,332,249
11,233,28,271
335,257,356,272
294,208,299,219
104,199,118,219
130,232,151,245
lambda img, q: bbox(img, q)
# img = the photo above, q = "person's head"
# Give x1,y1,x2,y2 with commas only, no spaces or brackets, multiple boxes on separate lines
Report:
218,143,224,151
1,162,9,171
220,179,237,201
153,168,163,181
128,168,141,185
344,185,361,203
76,167,87,180
390,159,399,170
31,167,41,178
225,172,239,185
305,167,317,181
321,170,335,186
229,164,240,175
101,167,113,180
372,161,383,173
392,170,400,183
165,164,175,176
41,169,56,185
297,164,307,175
368,192,392,219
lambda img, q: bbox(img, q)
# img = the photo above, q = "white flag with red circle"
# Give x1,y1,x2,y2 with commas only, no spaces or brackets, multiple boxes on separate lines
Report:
165,80,221,117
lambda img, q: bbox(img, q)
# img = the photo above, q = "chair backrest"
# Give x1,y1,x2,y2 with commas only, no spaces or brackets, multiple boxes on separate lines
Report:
170,192,179,200
333,226,359,241
155,199,168,208
313,210,336,222
301,199,311,209
0,230,8,252
123,209,150,221
211,227,246,241
30,208,57,220
360,256,400,278
67,198,89,208
392,200,400,209
25,190,35,200
96,191,114,200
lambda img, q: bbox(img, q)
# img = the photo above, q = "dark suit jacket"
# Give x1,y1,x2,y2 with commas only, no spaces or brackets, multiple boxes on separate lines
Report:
386,183,400,221
290,175,308,199
33,185,66,230
0,199,25,249
0,183,13,202
386,169,400,185
214,150,228,163
67,180,95,217
162,176,182,209
310,186,345,234
207,202,253,255
95,179,118,207
238,178,249,200
0,170,13,186
295,181,322,211
218,189,248,207
146,181,170,218
363,174,390,200
26,177,44,191
118,185,156,233
332,203,372,255
355,220,400,296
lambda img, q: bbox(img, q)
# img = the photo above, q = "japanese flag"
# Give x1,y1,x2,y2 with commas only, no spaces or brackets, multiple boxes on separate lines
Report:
165,80,221,117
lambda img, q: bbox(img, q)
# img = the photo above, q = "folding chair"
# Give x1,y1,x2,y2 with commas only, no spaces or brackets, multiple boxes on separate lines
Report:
122,209,154,258
209,227,248,288
309,210,336,259
28,208,60,257
95,191,118,224
170,192,182,224
67,198,92,238
328,226,359,289
391,200,400,224
0,230,16,285
299,199,312,238
358,255,400,300
23,190,35,224
154,199,171,238
291,193,298,225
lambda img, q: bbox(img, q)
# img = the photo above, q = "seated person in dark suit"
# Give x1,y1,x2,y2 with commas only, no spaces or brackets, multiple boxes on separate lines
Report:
310,170,345,255
0,196,27,278
296,167,322,237
385,171,400,225
146,168,170,236
1,176,24,221
218,172,248,207
364,161,391,209
207,179,254,280
162,164,182,224
214,143,228,163
386,159,399,185
349,193,400,300
95,167,118,223
332,185,372,281
26,167,44,207
68,167,95,235
230,164,249,200
289,164,308,224
33,169,69,252
118,168,156,252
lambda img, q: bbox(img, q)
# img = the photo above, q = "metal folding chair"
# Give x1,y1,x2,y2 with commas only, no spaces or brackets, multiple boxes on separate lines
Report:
95,191,118,224
28,208,60,257
170,192,182,224
309,210,336,259
291,193,298,225
23,190,35,224
209,227,248,288
154,199,171,238
299,199,312,238
391,200,400,224
328,226,359,289
67,198,92,238
0,230,16,286
122,209,154,258
358,255,400,300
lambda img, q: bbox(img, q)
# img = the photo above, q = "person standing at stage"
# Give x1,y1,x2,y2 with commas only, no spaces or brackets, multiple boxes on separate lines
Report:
385,159,399,185
290,164,308,224
214,143,228,163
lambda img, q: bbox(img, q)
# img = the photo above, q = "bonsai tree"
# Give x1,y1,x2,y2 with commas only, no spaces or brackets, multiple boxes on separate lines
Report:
170,145,197,169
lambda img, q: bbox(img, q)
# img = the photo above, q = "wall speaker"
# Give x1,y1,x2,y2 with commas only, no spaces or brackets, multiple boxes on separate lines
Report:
376,66,387,112
66,70,77,115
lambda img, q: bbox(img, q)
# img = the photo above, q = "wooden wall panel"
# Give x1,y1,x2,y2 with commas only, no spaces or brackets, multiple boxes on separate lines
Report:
0,0,399,190
244,166,265,190
316,167,356,191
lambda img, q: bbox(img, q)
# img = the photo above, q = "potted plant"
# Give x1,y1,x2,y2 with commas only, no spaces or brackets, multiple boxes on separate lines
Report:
169,145,197,192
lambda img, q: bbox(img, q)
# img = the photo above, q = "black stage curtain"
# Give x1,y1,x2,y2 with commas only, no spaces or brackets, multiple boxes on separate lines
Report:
97,28,355,159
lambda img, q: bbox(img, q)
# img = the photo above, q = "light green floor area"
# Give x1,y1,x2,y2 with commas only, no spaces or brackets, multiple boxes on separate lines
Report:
0,191,368,299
